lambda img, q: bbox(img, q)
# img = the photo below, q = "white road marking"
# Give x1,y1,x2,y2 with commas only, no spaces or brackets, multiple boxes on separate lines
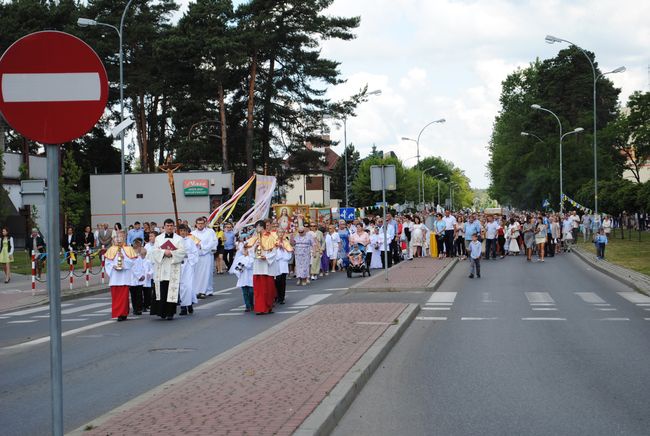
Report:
32,315,50,318
62,318,88,322
427,292,457,303
61,303,109,315
214,287,238,295
0,320,115,352
575,292,606,304
289,306,309,309
229,308,245,312
325,288,349,291
644,318,650,321
525,292,555,304
595,308,618,311
2,303,72,317
195,299,230,311
530,303,555,306
599,318,630,321
421,307,451,311
532,308,558,311
85,314,107,317
461,317,499,321
425,302,453,306
0,316,8,319
276,310,300,314
2,72,102,102
94,308,113,314
415,316,447,321
636,303,650,306
292,293,331,306
8,320,38,324
593,303,611,306
216,313,242,317
522,317,566,321
618,292,650,304
79,297,111,301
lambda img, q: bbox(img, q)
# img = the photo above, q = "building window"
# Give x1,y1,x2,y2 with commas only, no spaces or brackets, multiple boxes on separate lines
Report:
306,176,323,190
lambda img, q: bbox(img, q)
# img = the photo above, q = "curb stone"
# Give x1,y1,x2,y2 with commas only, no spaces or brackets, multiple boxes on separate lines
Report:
572,247,650,297
427,257,458,290
293,303,420,436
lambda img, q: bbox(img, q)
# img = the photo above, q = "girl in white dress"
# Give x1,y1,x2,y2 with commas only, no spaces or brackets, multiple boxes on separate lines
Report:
325,225,340,273
507,218,521,255
369,226,383,269
411,216,427,258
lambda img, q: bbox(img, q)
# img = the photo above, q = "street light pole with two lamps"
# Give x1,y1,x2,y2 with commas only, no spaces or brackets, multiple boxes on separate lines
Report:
531,104,584,213
78,0,135,229
545,35,625,217
421,167,443,209
401,118,446,207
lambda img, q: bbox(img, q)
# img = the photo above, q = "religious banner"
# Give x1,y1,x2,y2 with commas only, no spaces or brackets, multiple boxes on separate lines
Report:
234,174,277,232
561,194,595,214
208,174,256,227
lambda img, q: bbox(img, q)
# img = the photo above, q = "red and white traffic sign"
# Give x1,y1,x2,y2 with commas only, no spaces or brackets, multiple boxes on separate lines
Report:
0,31,108,144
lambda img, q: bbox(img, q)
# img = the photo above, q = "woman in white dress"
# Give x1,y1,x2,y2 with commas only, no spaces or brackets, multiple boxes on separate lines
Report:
507,217,520,255
325,224,340,273
369,226,383,269
411,216,427,258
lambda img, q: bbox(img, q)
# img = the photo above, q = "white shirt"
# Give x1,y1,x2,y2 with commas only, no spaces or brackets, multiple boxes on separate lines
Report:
443,215,457,231
485,221,499,239
191,227,217,256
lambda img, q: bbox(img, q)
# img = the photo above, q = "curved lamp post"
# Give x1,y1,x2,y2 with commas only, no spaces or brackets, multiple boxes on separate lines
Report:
421,167,442,208
401,117,445,206
531,103,584,213
78,0,135,228
545,35,625,217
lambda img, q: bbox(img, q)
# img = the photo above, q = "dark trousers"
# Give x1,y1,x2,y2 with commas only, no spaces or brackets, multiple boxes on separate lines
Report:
497,236,506,256
390,240,400,264
129,285,143,314
365,252,372,269
224,249,236,270
596,243,606,258
143,285,152,309
444,230,454,256
454,237,466,257
380,250,392,269
485,238,497,259
546,235,555,257
156,280,177,318
274,273,287,303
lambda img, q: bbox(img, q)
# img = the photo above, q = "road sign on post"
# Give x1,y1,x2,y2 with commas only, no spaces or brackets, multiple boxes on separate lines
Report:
339,207,355,221
0,31,108,436
370,165,396,282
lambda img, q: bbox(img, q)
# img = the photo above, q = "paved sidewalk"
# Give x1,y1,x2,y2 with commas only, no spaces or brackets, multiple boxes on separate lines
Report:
71,302,409,436
573,247,650,296
352,257,454,291
0,271,108,314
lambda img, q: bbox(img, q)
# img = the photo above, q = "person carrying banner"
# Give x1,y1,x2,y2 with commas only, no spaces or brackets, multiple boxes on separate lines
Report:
246,219,278,314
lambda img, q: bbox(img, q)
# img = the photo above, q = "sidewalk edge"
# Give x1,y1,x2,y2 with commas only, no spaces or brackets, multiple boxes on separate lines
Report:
572,248,650,297
66,305,320,436
426,257,458,290
293,303,420,436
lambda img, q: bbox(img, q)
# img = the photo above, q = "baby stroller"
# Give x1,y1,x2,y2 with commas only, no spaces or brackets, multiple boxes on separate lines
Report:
347,243,370,278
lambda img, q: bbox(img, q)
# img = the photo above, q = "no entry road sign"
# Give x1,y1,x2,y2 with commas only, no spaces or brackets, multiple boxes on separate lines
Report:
0,31,108,144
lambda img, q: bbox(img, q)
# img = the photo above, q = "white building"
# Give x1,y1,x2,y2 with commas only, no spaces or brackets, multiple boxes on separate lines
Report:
90,171,233,228
282,143,340,207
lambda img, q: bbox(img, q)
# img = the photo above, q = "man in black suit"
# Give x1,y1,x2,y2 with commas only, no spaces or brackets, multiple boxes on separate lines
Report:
25,228,46,278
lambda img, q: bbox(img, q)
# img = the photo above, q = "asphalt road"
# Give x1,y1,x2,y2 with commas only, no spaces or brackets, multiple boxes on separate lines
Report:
333,254,650,436
0,271,352,436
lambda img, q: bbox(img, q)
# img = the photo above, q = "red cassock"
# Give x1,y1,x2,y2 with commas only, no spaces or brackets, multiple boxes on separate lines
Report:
253,275,276,314
111,285,130,318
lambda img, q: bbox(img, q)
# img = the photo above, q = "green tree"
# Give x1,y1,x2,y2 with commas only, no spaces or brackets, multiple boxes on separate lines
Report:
60,150,87,228
330,143,360,203
488,47,622,209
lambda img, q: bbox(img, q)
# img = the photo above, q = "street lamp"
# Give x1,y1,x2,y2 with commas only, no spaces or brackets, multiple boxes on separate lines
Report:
421,167,442,209
520,131,544,143
545,34,625,217
78,0,135,229
402,117,446,206
449,182,458,211
341,89,381,207
531,103,584,213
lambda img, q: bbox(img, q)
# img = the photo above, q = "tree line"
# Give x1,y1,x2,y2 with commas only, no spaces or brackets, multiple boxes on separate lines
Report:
488,47,650,215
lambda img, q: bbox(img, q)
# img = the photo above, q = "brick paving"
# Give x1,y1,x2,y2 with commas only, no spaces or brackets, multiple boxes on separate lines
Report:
353,257,452,290
80,302,407,436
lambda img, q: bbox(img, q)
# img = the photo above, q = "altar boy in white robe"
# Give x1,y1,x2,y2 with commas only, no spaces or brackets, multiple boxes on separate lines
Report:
191,217,217,298
178,224,199,315
230,237,254,312
147,218,186,320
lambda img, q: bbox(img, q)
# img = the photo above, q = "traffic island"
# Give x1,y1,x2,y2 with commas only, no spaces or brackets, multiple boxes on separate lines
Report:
69,302,419,436
351,257,457,292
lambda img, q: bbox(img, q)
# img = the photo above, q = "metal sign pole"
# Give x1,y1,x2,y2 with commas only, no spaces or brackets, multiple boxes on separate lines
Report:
382,166,388,282
46,144,63,436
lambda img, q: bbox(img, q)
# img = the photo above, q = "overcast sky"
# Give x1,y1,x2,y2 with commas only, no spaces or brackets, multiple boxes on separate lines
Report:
177,0,650,189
